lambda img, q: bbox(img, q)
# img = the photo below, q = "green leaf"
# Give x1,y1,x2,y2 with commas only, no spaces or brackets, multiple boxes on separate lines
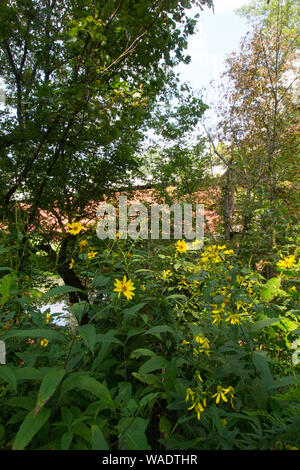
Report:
252,350,273,388
164,361,177,393
144,325,175,338
78,324,96,354
116,382,132,406
91,425,109,450
139,392,160,408
13,367,44,381
0,366,17,391
44,285,84,297
250,318,281,332
35,368,65,416
95,333,122,345
72,422,91,442
70,302,89,324
59,372,114,409
165,294,186,301
6,396,35,410
131,348,155,359
61,407,73,425
118,417,150,450
92,275,110,287
127,327,145,339
132,372,162,387
139,356,168,374
1,328,65,342
12,408,51,450
123,302,147,321
270,374,300,389
0,273,17,304
68,26,78,38
261,277,281,301
61,430,73,450
159,416,172,439
249,379,269,410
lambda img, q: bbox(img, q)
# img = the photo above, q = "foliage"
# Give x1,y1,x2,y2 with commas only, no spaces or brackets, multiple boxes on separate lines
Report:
0,0,211,223
205,4,299,255
0,0,299,453
236,0,300,40
0,233,299,450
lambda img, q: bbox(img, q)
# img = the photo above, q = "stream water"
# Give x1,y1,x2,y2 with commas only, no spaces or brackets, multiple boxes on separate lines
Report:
40,301,69,326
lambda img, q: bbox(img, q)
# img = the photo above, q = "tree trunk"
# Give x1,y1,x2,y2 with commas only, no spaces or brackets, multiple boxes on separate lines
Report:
223,168,234,241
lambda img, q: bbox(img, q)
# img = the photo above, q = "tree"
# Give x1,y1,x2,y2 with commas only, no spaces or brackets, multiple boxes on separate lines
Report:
205,6,299,245
0,0,213,312
0,0,213,214
236,0,300,39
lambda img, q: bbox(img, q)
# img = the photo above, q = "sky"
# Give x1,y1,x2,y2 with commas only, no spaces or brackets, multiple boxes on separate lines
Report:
175,0,251,122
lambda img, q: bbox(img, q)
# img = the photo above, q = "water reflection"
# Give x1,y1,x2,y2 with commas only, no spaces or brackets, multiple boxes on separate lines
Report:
40,302,69,326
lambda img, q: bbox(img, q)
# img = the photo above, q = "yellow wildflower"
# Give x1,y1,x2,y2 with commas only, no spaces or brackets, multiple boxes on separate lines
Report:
186,387,195,402
114,275,135,300
88,250,98,259
188,400,206,420
212,304,224,314
197,372,203,383
211,386,229,404
45,313,51,324
212,314,222,325
236,301,247,312
69,259,75,269
66,222,84,235
225,313,242,325
226,386,236,408
218,286,228,295
277,255,296,269
195,335,210,349
40,339,48,347
161,269,173,281
195,335,210,356
236,275,246,286
176,240,187,253
194,402,205,420
207,245,217,252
